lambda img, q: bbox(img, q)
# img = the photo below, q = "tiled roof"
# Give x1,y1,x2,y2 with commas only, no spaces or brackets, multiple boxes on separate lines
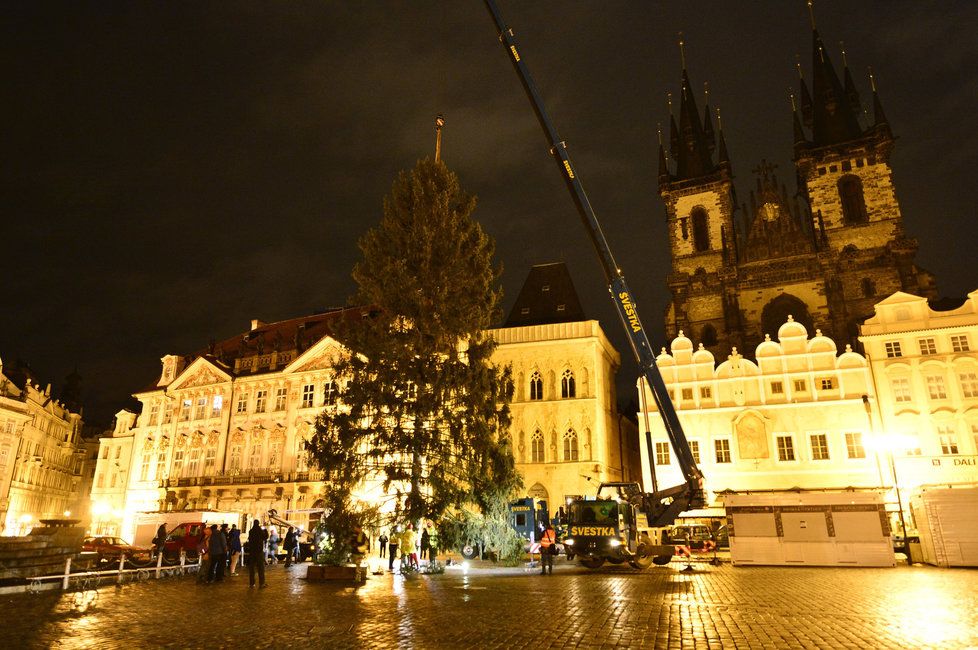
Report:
504,262,586,327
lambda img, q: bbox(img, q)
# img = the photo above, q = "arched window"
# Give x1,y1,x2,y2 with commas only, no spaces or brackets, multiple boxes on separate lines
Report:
249,439,263,469
761,294,814,341
700,324,718,347
838,175,868,225
531,430,545,463
861,278,876,298
691,207,710,252
561,370,576,399
563,428,579,461
529,371,543,401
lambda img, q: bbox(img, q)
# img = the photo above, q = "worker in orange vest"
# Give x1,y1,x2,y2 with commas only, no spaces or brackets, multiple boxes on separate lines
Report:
539,523,557,575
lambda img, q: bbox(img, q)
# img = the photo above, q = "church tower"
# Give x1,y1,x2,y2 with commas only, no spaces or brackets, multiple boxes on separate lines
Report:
793,15,937,339
659,42,741,354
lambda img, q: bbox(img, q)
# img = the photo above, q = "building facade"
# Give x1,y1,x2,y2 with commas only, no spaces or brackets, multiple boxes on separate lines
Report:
0,358,88,535
91,269,636,541
859,291,978,493
639,319,880,511
659,20,935,359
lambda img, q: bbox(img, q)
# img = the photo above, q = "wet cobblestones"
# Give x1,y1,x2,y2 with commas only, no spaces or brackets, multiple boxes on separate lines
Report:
2,558,977,649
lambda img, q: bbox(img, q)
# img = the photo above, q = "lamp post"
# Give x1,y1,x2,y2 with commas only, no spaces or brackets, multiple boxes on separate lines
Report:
862,395,910,560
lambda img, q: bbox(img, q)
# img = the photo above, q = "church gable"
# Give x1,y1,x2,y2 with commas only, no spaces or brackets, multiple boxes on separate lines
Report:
284,335,347,374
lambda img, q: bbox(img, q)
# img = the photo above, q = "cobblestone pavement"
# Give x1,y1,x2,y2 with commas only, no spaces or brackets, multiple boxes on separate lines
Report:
2,557,977,649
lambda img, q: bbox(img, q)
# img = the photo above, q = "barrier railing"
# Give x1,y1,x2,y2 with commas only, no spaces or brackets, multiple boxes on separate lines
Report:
21,550,202,595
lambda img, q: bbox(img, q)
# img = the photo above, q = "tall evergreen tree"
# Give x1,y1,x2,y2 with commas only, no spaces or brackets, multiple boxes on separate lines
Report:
307,158,519,526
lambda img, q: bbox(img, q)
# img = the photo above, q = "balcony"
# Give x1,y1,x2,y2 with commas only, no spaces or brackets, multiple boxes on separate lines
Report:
159,468,324,489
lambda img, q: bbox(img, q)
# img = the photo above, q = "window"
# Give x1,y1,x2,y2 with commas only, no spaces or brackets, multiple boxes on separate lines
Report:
96,472,105,489
180,399,191,422
681,388,693,400
938,425,959,454
837,174,868,224
156,452,167,480
861,278,876,298
884,341,903,358
323,381,338,406
110,472,117,488
689,440,700,464
561,370,576,399
776,435,796,462
249,441,263,468
148,403,160,425
972,424,978,456
269,440,283,468
211,395,222,418
845,432,866,459
236,393,248,414
714,439,731,463
960,372,978,398
820,378,835,390
770,381,784,395
793,380,807,393
204,447,217,475
172,449,185,476
891,378,912,402
228,445,243,472
163,403,173,424
115,446,122,459
274,388,288,411
101,446,109,460
187,447,201,476
563,429,579,461
655,442,671,465
194,397,207,420
810,434,830,460
255,390,267,413
919,338,937,356
691,207,710,252
529,372,543,401
140,450,152,481
700,387,712,400
530,430,544,463
952,335,970,352
927,376,948,400
301,384,315,408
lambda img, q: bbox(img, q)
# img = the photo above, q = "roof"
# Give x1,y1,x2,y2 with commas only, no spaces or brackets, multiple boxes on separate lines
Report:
503,262,586,327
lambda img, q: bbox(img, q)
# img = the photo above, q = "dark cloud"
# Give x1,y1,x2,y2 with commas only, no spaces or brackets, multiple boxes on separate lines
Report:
2,1,976,426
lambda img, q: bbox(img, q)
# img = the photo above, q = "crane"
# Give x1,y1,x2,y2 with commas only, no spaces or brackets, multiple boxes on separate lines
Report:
483,1,706,567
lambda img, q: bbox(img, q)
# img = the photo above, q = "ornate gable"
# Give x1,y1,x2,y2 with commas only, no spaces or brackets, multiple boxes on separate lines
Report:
285,336,347,374
169,357,231,391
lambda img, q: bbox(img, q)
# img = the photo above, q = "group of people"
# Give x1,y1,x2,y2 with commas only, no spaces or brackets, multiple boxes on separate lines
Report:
380,522,438,572
153,519,306,589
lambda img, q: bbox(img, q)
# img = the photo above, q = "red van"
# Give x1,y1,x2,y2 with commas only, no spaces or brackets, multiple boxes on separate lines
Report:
162,522,209,561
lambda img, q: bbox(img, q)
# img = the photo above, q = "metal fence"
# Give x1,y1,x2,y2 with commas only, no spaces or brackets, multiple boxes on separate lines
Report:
18,551,202,595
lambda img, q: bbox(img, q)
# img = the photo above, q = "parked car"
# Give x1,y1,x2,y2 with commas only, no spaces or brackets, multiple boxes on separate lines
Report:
162,522,209,561
82,536,154,567
667,524,715,551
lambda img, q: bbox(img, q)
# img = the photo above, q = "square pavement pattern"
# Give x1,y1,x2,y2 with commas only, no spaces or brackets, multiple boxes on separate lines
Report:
2,560,977,649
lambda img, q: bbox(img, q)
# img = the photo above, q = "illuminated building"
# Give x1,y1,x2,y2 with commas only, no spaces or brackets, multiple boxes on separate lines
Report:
0,358,88,535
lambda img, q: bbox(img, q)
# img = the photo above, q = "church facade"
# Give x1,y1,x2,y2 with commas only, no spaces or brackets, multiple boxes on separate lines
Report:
659,22,936,360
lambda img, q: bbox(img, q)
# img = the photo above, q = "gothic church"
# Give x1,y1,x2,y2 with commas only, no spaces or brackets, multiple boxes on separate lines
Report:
658,19,936,357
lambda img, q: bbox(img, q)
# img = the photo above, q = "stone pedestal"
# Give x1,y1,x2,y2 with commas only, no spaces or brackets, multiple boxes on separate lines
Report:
305,564,365,583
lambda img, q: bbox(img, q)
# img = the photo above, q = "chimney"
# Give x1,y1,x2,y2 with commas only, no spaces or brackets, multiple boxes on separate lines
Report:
251,319,265,331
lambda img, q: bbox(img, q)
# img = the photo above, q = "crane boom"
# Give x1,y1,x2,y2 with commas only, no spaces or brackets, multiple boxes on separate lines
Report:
484,1,705,524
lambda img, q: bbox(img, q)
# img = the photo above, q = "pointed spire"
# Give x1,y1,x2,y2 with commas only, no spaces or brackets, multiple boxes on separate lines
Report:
809,25,863,145
702,82,716,152
672,36,716,180
668,93,680,161
840,42,862,116
869,67,891,133
796,57,814,129
716,107,729,165
790,92,807,146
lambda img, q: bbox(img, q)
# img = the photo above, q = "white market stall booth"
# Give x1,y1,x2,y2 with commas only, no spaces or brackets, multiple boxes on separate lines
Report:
911,484,978,568
722,490,895,567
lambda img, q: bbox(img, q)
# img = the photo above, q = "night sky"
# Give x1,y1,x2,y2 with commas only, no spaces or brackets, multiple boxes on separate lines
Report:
2,2,976,427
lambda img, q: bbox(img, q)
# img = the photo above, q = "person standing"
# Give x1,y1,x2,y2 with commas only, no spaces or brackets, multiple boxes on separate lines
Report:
153,523,167,558
388,526,400,572
420,526,430,561
283,527,297,568
267,526,280,564
247,520,267,588
208,524,228,583
539,522,557,575
378,531,388,558
228,524,242,576
351,524,369,566
403,523,419,570
196,526,212,584
427,524,438,566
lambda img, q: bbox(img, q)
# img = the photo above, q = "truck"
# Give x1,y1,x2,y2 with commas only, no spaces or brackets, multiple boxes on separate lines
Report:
132,510,240,561
484,1,707,569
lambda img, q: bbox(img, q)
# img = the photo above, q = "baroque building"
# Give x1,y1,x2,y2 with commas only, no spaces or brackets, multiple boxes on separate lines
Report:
659,20,936,359
91,267,635,540
0,359,88,535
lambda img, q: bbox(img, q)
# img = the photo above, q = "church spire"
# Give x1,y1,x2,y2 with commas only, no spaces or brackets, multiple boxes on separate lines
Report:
868,67,891,135
716,107,729,166
790,93,807,148
657,124,670,182
840,42,863,117
808,15,863,146
672,35,716,180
